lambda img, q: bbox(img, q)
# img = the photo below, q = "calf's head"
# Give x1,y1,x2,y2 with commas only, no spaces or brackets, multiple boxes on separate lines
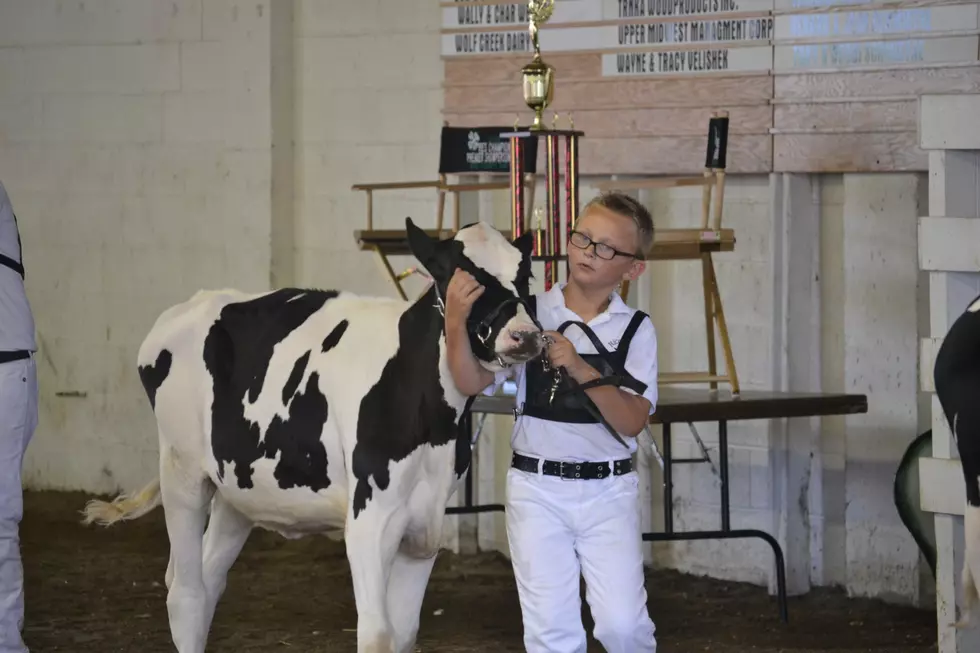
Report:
405,217,544,371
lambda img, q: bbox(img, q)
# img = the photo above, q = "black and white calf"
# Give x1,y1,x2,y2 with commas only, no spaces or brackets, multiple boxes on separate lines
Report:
934,293,980,628
82,218,543,653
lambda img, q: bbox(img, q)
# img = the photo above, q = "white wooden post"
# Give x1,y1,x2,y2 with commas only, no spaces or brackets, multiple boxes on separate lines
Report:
767,172,822,595
917,93,980,653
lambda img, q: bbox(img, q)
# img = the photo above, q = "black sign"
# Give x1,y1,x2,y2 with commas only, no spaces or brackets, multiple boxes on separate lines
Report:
705,116,729,170
439,126,539,175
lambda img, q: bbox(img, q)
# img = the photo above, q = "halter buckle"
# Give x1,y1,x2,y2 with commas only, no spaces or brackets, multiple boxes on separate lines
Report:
477,323,493,345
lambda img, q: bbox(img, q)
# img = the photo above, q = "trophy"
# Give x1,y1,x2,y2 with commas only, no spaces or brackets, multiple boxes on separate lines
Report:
507,0,580,290
521,0,556,131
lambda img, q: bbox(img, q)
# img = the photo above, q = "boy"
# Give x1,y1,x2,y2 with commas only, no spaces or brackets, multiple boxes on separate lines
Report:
445,192,659,653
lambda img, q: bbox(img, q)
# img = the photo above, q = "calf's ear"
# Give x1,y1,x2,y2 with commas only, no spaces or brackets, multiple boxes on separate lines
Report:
406,217,456,281
512,230,535,260
406,217,435,263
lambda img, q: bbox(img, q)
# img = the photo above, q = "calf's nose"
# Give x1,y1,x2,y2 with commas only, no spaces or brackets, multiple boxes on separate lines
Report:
511,329,545,352
511,329,538,341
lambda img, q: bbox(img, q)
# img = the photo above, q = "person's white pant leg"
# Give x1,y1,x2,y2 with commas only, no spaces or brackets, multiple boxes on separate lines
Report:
505,467,587,653
0,357,37,653
575,472,656,653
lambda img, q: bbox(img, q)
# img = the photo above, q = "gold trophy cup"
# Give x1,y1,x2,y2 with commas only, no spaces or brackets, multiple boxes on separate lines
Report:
522,0,556,131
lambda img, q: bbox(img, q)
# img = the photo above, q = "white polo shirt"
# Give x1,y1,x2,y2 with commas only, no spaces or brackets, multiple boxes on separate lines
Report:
487,283,658,462
0,181,36,352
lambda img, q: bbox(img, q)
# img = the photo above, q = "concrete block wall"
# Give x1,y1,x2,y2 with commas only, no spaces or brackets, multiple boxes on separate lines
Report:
814,175,849,589
642,175,778,586
0,0,931,604
293,0,445,298
634,173,928,603
0,0,278,494
839,174,926,603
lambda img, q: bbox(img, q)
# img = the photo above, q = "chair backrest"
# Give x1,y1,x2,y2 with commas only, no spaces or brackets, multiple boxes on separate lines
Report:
705,115,729,170
438,126,539,176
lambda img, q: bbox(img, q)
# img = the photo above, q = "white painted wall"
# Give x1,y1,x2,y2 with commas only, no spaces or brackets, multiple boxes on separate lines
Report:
840,174,926,603
293,0,444,298
642,175,777,586
0,0,932,605
0,0,276,496
642,172,928,604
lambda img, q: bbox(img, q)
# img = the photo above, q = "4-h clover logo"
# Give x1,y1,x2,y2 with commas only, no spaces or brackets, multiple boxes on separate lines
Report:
468,131,481,149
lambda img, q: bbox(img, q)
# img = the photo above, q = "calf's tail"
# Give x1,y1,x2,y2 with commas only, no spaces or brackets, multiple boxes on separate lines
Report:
81,478,162,527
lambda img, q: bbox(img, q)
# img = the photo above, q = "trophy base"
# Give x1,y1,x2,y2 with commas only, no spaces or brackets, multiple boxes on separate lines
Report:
528,121,548,132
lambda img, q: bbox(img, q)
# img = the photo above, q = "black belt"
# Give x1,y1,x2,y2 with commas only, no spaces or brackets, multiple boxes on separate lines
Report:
511,452,632,480
0,253,24,279
0,350,31,365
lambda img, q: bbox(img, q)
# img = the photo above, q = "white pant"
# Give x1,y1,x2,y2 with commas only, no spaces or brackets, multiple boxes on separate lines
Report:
0,357,36,653
505,464,657,653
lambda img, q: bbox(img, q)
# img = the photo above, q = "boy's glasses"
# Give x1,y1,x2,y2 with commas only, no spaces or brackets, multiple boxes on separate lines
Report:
568,230,636,261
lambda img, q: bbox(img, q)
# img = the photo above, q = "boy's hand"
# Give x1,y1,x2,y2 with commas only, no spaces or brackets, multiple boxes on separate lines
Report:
445,269,484,329
543,331,594,382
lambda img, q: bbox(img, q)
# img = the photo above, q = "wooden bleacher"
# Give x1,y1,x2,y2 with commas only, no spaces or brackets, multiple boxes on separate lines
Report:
351,124,538,300
353,227,734,262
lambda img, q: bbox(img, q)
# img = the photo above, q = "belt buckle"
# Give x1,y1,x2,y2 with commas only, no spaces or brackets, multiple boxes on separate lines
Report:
559,461,583,480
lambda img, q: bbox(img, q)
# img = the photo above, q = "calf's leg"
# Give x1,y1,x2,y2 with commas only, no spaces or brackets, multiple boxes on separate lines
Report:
962,504,980,627
949,401,980,628
165,553,174,591
200,493,252,635
385,507,446,653
386,546,438,653
160,451,215,653
346,504,407,653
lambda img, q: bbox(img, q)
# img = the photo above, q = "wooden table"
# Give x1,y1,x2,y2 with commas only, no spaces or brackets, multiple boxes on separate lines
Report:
447,387,869,624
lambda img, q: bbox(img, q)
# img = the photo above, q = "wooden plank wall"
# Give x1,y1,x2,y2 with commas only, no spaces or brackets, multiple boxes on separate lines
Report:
771,0,980,171
441,0,980,174
444,54,773,174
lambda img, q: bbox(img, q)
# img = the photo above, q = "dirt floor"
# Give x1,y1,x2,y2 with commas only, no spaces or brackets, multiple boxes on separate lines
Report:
21,490,935,652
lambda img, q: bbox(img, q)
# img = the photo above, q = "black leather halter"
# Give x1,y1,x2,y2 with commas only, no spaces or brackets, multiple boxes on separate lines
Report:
430,271,540,370
426,272,543,478
471,296,537,354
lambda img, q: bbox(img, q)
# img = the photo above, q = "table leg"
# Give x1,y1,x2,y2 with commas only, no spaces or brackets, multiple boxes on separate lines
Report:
464,414,474,508
642,529,789,623
720,419,730,531
663,422,673,534
641,418,789,624
445,412,505,515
